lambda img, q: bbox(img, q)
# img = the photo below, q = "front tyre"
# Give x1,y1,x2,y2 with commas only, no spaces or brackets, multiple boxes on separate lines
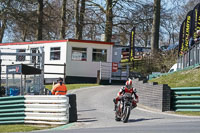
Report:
122,106,130,123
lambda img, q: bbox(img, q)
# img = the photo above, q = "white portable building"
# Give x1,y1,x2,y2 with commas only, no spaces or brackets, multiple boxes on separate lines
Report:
0,39,114,83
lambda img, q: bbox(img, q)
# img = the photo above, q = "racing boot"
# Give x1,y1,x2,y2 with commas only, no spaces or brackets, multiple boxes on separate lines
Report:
113,98,117,111
132,100,137,109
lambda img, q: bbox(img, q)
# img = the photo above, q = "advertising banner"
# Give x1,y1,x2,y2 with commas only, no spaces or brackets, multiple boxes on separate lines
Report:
178,20,186,56
112,62,118,72
6,65,22,74
129,27,135,62
184,10,193,51
192,3,200,40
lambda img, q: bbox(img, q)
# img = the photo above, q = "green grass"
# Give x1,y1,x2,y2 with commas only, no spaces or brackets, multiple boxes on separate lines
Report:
45,83,99,90
174,111,200,116
0,124,55,133
150,68,200,115
149,68,200,88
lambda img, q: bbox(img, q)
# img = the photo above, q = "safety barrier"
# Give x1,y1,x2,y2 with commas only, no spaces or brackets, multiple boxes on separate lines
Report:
0,96,25,124
171,87,200,111
0,95,69,124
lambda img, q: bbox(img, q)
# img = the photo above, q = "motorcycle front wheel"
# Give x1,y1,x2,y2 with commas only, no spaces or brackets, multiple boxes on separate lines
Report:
122,106,131,123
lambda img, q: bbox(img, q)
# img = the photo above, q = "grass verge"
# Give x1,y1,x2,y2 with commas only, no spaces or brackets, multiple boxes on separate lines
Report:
149,68,200,88
0,124,56,133
45,83,99,90
174,111,200,116
150,68,200,115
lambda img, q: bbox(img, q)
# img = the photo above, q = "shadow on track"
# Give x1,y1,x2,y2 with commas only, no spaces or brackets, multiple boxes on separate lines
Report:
78,109,97,112
128,117,163,123
78,117,98,122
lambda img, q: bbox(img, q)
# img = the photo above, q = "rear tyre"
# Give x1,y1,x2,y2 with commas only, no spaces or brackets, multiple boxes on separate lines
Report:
115,114,121,121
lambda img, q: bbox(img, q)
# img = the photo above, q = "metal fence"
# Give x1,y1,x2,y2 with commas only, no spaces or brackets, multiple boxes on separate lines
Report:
100,62,129,83
178,42,200,69
0,47,45,96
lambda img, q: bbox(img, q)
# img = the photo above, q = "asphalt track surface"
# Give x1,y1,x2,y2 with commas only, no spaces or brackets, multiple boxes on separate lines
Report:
37,85,200,133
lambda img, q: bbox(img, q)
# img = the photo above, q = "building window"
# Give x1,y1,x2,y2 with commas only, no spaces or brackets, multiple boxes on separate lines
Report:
50,47,60,60
92,49,107,62
31,48,39,63
71,47,87,61
16,49,26,62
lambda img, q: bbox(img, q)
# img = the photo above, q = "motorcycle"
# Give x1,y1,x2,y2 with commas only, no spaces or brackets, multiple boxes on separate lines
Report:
115,92,136,123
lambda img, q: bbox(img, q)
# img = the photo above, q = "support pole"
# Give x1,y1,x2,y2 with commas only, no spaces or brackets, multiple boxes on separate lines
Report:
0,50,1,96
6,73,8,96
20,73,23,95
0,59,1,96
63,63,66,84
100,62,102,80
39,47,45,95
24,75,26,95
109,62,112,84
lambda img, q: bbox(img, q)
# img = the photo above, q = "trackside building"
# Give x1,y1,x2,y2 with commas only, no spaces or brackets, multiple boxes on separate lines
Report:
0,39,114,83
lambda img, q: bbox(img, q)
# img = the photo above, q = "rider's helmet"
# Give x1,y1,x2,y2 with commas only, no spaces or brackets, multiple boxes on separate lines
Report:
125,80,132,90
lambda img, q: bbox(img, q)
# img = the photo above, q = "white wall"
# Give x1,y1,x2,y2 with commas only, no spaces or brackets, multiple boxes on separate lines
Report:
0,41,67,79
42,42,67,79
0,40,113,80
66,41,113,78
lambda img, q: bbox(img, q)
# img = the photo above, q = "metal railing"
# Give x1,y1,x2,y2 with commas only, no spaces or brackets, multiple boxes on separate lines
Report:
99,62,129,82
178,42,200,69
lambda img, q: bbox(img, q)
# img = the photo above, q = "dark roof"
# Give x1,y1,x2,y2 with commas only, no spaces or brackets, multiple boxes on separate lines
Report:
6,64,41,75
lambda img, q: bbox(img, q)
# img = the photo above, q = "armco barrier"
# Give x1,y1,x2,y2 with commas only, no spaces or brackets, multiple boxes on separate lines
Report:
0,95,69,125
171,87,200,112
0,96,25,124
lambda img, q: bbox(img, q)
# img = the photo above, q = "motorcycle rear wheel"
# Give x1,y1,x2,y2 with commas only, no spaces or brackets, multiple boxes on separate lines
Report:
115,115,121,121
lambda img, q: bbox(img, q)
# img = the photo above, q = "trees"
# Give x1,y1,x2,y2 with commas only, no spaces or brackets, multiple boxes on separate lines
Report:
151,0,161,54
0,0,11,43
0,0,195,50
60,0,67,39
105,0,113,42
75,0,86,40
36,0,44,40
0,14,7,43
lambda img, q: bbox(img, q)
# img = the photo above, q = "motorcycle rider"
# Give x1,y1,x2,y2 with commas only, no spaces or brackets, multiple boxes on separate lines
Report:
113,79,138,111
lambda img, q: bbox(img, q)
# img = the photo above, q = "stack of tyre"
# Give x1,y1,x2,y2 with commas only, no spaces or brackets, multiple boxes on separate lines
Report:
67,94,77,122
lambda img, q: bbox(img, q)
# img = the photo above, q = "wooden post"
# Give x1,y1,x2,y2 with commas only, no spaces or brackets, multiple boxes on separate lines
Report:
24,75,27,95
97,70,100,84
